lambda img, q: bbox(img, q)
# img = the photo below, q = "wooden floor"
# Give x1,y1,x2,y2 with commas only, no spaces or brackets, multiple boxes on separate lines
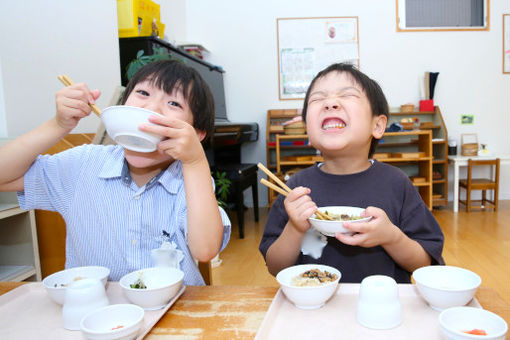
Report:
212,201,510,305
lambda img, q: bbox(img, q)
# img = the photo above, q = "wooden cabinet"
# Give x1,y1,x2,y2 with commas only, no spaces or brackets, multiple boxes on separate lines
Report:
384,106,448,207
0,192,42,282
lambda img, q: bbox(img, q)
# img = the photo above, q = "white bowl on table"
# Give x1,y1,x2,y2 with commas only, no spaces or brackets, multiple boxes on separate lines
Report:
119,267,184,310
308,206,371,236
42,266,110,305
412,265,481,311
80,304,145,340
101,105,164,153
276,264,341,310
439,306,508,340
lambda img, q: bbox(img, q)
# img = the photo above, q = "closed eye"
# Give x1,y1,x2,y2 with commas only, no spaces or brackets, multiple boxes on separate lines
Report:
135,89,149,96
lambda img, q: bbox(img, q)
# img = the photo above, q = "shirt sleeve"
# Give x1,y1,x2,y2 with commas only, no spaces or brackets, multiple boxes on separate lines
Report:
17,145,93,215
218,206,231,252
399,180,445,265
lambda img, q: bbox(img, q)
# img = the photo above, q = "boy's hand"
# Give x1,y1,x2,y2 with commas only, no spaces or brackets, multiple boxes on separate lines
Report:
141,115,205,165
284,186,317,233
335,206,400,247
55,84,101,131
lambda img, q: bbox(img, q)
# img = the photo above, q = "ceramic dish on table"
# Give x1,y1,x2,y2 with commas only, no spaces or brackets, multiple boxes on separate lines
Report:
308,206,372,236
119,267,184,310
101,105,165,153
412,265,481,311
439,306,508,340
42,266,110,305
276,264,341,310
80,304,145,340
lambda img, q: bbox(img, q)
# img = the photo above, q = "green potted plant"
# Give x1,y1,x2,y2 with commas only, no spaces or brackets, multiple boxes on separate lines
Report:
125,47,177,80
212,171,231,209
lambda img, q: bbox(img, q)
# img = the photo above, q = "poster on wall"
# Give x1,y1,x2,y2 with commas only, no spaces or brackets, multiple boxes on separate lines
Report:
504,14,510,74
277,17,360,100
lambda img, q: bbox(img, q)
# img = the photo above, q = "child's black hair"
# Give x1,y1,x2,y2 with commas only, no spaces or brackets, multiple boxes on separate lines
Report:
121,60,215,140
302,63,389,158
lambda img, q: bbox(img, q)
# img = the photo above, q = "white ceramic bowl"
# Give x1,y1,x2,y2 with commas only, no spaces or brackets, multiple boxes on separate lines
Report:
101,105,164,153
119,267,184,310
356,275,402,330
308,206,372,236
412,265,481,311
42,266,110,305
80,304,145,340
62,278,109,331
439,307,508,340
276,264,341,310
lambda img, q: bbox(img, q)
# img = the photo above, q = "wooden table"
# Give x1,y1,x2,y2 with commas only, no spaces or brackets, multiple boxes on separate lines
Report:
1,282,509,339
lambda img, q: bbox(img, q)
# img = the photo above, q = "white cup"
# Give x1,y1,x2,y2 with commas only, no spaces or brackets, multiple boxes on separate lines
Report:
357,275,402,329
62,278,109,330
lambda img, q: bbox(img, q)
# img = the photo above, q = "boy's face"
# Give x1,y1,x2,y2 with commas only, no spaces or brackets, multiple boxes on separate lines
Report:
305,71,385,158
122,80,198,170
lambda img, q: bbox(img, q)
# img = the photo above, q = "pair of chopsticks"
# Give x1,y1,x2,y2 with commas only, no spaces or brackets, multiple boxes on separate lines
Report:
257,163,332,220
57,75,101,117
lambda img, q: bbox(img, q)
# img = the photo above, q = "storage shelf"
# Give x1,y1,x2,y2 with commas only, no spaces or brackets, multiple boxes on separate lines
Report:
0,265,36,282
390,111,435,116
433,159,447,164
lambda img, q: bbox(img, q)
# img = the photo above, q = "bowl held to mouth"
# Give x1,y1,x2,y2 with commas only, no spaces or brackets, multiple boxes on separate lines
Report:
101,105,164,153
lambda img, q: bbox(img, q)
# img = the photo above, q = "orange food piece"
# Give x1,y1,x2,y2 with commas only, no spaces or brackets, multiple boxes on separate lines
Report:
462,329,487,335
111,325,124,330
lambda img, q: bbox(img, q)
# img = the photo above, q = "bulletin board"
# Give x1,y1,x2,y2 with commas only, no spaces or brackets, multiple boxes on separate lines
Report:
277,17,360,100
504,14,510,74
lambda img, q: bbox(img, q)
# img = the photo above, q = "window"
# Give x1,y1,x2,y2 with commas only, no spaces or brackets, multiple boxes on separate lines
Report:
397,0,489,31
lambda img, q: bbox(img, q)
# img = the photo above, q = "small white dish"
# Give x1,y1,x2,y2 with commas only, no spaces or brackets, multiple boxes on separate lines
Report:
276,264,341,310
101,105,164,153
412,265,481,311
80,304,145,340
43,266,110,305
308,206,371,236
119,267,184,310
357,275,402,329
439,306,508,340
62,278,109,331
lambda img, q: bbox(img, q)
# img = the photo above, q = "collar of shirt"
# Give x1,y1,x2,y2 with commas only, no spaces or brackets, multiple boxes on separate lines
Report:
97,147,183,194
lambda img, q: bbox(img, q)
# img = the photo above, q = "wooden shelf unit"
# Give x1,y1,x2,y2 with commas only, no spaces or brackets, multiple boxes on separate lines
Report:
386,106,448,207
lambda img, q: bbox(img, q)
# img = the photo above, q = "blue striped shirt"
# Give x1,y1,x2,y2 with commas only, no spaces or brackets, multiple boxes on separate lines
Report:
18,144,231,285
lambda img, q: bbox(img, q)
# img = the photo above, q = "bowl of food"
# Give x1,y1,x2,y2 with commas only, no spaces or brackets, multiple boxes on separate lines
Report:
276,264,341,310
119,267,184,310
412,265,481,311
42,266,110,305
80,304,145,340
308,206,371,236
439,307,508,340
101,105,164,153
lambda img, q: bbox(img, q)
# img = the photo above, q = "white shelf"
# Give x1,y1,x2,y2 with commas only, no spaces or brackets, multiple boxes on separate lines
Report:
0,265,36,282
0,192,41,282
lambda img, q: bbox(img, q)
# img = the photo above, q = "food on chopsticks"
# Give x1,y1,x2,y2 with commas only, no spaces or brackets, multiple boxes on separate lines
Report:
315,210,363,221
53,276,85,288
292,268,338,287
130,272,147,289
462,329,487,336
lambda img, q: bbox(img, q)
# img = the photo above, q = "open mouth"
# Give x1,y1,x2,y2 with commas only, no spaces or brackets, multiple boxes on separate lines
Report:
322,117,346,130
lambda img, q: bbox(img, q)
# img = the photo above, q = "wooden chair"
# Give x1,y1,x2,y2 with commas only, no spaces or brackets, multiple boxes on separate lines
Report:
459,158,500,212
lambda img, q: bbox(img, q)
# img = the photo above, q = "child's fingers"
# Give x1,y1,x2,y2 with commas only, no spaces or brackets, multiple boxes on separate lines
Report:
335,232,366,246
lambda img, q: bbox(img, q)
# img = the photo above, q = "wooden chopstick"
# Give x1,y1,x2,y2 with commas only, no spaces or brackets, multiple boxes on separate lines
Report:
257,162,332,220
57,75,101,117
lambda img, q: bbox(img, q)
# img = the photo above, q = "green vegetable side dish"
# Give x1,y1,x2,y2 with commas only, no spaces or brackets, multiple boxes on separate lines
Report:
130,272,147,289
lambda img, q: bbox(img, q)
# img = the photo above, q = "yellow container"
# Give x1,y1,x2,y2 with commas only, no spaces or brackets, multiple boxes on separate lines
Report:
117,0,165,39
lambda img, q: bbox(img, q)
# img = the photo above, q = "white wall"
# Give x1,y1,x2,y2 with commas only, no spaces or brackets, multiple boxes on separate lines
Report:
0,0,121,137
175,0,510,205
